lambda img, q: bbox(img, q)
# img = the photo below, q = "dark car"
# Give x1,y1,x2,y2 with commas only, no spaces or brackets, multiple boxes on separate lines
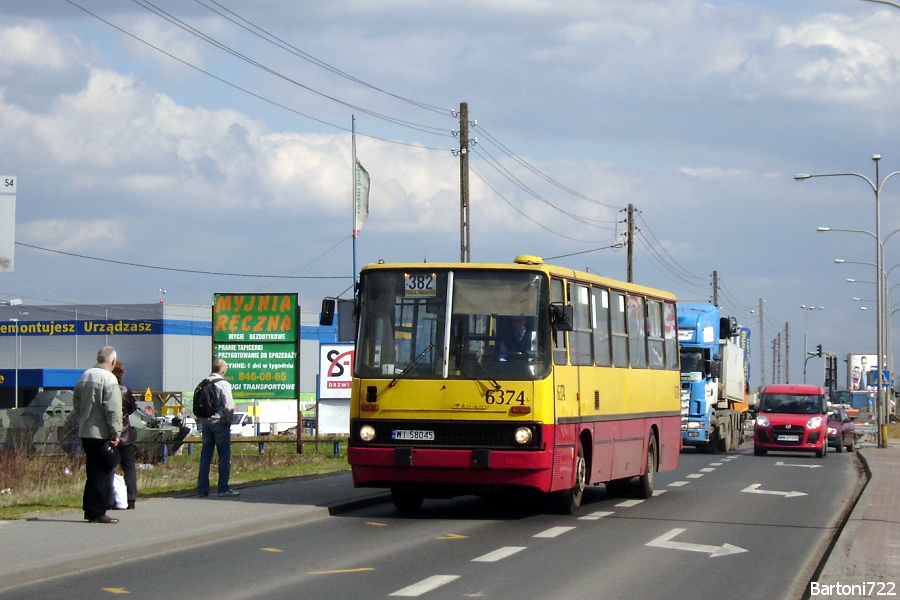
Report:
827,405,856,453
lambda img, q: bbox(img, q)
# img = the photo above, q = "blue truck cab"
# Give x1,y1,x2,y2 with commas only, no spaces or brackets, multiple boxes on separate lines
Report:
678,304,748,453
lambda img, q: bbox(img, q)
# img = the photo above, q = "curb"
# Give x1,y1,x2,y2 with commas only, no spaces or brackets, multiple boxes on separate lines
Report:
813,447,877,588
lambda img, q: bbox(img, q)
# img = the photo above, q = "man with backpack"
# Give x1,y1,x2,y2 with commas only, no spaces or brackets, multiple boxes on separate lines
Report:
195,358,239,498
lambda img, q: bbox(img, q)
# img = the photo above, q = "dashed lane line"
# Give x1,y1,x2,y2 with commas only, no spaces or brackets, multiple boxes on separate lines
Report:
533,526,576,538
389,575,461,597
472,546,527,562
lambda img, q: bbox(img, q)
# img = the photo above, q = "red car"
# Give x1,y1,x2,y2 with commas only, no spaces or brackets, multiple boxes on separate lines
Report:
827,405,856,453
754,384,829,458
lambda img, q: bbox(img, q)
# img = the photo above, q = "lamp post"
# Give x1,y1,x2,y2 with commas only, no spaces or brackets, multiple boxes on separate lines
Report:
798,155,900,448
801,305,824,384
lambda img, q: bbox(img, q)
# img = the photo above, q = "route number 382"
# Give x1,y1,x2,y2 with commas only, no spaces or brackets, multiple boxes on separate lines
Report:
485,389,526,405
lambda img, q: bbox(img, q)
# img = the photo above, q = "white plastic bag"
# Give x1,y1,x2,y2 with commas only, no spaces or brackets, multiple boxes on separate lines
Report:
109,474,127,510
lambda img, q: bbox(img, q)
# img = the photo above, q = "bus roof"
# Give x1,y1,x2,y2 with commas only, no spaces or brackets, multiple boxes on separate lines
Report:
360,257,677,301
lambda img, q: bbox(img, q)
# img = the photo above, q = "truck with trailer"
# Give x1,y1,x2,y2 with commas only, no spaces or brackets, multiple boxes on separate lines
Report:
678,303,749,453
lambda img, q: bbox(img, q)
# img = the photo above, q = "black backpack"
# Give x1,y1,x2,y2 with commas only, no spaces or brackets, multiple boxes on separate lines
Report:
192,377,221,418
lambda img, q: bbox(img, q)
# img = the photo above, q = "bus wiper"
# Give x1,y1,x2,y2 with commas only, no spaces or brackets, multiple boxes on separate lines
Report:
388,344,434,388
468,359,502,391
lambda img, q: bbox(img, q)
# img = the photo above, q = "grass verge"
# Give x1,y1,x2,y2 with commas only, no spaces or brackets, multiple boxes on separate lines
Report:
0,438,351,520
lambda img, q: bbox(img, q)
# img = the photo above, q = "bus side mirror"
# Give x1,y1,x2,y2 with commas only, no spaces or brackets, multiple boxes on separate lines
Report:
550,303,574,332
709,361,721,379
320,298,336,326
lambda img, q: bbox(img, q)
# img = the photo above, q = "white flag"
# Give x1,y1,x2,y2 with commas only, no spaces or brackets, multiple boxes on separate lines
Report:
353,159,369,238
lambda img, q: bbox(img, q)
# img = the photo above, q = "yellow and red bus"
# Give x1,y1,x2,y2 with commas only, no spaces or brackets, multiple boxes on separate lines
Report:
341,256,681,513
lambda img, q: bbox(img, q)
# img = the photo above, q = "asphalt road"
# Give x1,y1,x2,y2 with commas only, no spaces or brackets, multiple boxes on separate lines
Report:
1,443,863,600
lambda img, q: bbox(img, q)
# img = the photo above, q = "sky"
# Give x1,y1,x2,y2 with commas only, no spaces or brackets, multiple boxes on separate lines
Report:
3,0,900,389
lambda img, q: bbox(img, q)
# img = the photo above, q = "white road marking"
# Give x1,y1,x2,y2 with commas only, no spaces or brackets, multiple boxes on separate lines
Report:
686,473,704,478
710,462,723,466
652,489,667,496
472,546,526,562
579,510,615,521
700,467,716,472
390,575,461,597
646,528,748,558
668,481,689,487
741,483,807,498
775,461,822,469
615,499,644,507
533,526,576,538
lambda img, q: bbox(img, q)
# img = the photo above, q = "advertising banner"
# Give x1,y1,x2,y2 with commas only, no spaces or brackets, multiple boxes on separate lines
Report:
213,293,299,400
213,294,297,343
319,344,354,399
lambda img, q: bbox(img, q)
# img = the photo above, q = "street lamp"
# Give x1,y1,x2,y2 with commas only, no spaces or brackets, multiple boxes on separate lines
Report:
801,305,824,384
798,155,900,448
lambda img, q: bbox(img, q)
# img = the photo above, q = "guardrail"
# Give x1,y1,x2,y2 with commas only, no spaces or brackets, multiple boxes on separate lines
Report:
182,436,346,458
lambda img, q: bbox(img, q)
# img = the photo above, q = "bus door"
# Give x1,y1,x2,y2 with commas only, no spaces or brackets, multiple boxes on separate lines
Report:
551,278,580,490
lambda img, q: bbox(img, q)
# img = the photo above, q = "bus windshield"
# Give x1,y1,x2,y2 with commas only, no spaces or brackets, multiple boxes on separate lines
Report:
356,269,551,381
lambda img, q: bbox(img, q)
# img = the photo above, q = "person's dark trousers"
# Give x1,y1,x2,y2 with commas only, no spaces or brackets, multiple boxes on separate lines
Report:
81,437,115,520
117,443,137,508
197,421,232,495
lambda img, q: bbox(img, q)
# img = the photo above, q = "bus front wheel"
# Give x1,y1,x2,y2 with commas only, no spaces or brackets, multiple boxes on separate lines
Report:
553,443,586,514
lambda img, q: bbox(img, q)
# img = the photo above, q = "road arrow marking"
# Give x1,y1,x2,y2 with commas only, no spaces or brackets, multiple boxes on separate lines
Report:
646,528,747,558
741,483,807,498
775,461,822,469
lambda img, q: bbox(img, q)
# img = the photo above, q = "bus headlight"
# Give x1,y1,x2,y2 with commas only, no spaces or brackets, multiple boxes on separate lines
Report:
359,425,376,442
514,427,533,445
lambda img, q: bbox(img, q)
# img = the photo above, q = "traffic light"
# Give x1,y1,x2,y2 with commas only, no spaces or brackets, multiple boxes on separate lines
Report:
816,344,823,357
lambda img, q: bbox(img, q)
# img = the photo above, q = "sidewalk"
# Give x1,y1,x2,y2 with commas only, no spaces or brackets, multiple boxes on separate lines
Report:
0,448,897,595
0,471,390,593
817,444,900,591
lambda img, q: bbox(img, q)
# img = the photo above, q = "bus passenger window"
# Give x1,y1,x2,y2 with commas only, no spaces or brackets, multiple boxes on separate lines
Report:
592,288,611,367
647,300,665,369
664,302,679,370
610,292,628,367
627,294,647,368
569,283,592,366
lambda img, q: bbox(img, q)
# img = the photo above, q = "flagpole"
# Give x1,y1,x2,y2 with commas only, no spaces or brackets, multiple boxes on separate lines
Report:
351,115,357,289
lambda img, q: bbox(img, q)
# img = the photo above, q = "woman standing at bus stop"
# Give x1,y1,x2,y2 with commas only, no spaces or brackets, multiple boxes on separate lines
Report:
112,360,138,509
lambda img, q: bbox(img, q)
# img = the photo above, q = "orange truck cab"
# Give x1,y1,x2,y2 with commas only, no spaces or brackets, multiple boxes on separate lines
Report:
753,384,829,458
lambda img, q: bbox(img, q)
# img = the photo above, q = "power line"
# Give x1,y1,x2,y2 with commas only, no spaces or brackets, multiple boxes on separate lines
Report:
195,0,451,115
63,0,452,150
468,166,618,243
127,0,451,135
15,242,350,280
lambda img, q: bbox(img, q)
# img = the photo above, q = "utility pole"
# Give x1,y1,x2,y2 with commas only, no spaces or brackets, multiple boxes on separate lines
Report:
712,271,719,307
458,102,471,263
773,334,781,383
626,204,634,283
784,322,790,384
758,298,765,388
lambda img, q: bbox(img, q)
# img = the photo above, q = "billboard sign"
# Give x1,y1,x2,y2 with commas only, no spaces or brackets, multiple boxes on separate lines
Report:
213,294,297,343
319,343,354,399
213,293,299,400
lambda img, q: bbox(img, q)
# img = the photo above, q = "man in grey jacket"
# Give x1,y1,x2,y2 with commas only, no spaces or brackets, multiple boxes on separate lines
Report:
73,346,123,524
196,358,239,497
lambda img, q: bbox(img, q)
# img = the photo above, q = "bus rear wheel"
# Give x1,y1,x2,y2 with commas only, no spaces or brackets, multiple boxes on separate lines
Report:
391,486,424,514
553,443,586,514
629,432,658,499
